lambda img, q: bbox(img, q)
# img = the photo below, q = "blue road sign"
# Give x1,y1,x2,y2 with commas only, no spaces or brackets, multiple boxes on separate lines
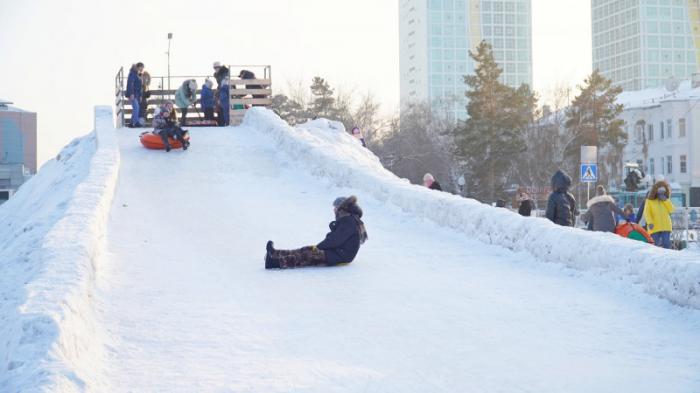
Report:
581,164,598,183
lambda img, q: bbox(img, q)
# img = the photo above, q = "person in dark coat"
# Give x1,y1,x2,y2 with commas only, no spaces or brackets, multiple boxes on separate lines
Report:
213,61,230,88
545,170,578,227
516,186,534,216
635,193,648,226
126,62,145,127
139,71,151,125
239,69,267,100
265,196,368,269
201,79,215,121
581,185,624,232
423,173,442,191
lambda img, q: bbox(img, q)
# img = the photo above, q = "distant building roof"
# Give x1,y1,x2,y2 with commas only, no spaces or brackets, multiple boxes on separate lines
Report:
0,99,31,113
617,80,700,110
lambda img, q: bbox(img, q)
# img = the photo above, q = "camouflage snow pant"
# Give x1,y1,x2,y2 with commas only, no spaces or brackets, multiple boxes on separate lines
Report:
269,246,327,269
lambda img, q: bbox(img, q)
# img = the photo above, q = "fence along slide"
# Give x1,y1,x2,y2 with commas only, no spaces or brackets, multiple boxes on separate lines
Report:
114,65,272,127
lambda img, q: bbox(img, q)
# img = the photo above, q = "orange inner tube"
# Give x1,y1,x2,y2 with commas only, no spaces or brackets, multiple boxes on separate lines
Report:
615,222,654,244
140,132,190,150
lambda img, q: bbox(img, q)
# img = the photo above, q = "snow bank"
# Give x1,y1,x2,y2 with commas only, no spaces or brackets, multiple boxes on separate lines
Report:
243,108,700,309
0,107,119,392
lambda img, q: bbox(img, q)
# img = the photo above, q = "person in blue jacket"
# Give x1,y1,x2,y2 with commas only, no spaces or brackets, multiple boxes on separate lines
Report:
201,79,215,121
218,78,230,126
264,196,368,269
126,62,145,127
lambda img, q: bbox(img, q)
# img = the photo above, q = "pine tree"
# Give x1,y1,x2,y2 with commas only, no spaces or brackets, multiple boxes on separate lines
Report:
309,77,336,119
565,70,626,187
271,94,306,125
455,41,537,202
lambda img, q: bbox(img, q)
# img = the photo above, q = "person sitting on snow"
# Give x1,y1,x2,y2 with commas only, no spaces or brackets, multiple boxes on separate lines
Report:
175,79,197,126
152,101,189,152
265,196,368,269
423,173,442,191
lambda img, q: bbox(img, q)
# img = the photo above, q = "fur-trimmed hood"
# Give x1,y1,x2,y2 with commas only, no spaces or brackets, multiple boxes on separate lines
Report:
649,180,671,200
336,195,363,218
586,194,615,208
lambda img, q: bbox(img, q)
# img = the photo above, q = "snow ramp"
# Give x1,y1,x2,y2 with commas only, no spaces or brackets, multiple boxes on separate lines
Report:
0,107,118,392
1,107,700,392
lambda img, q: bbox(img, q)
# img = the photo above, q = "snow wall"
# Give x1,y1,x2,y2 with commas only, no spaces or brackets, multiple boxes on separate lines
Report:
243,108,700,310
0,107,119,392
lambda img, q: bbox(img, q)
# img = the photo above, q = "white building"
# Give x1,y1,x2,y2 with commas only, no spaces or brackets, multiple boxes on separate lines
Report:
400,0,532,120
619,79,700,207
592,0,700,91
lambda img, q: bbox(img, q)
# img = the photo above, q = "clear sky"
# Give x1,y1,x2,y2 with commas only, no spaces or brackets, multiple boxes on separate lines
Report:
0,0,591,165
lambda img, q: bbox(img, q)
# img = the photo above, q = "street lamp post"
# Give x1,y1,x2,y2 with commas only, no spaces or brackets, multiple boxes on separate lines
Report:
167,33,173,91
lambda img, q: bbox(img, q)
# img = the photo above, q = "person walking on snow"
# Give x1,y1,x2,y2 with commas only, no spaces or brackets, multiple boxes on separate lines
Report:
643,180,675,249
201,79,215,121
126,62,145,127
265,196,368,269
152,102,189,152
545,170,578,227
423,173,442,191
581,185,624,232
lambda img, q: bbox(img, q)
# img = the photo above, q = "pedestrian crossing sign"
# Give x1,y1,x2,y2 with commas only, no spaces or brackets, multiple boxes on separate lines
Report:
581,164,598,183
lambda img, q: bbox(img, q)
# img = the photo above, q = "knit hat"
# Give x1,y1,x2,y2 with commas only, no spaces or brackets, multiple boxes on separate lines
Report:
213,61,222,68
596,185,606,196
204,78,214,88
333,197,346,208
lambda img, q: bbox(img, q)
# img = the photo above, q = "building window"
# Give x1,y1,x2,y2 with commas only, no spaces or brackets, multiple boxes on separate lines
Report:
648,124,654,141
679,118,686,137
681,155,687,174
661,157,665,174
650,158,655,175
667,119,672,138
660,121,665,139
667,155,673,174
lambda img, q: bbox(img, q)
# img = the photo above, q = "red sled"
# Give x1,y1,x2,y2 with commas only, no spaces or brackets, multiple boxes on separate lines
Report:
139,132,190,150
615,222,654,244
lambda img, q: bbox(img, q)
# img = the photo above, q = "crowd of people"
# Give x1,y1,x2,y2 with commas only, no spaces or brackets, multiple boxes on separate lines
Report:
125,61,266,128
541,169,675,249
418,170,676,250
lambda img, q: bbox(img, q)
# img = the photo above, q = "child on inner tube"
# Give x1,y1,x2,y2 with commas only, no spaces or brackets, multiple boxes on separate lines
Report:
152,101,190,152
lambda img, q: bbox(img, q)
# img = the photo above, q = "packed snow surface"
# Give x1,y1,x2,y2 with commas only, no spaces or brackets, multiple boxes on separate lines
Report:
2,108,700,392
96,110,700,392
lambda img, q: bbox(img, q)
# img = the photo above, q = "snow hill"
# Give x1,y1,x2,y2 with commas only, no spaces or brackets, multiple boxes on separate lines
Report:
1,107,699,392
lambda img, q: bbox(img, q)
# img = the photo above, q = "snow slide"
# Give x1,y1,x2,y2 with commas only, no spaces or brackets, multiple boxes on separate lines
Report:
0,107,119,391
96,110,700,392
246,109,700,309
2,107,700,392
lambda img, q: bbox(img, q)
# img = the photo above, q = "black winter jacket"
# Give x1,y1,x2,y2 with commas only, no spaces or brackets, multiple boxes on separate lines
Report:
317,197,366,265
546,170,578,227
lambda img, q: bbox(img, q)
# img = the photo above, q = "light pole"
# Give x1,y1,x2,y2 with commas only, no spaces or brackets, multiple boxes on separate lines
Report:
166,33,173,91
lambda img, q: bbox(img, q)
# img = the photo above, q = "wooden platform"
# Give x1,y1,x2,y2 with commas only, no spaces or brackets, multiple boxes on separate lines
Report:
115,66,272,127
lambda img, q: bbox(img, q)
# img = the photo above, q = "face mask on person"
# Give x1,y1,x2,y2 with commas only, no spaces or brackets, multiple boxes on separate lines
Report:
657,187,668,201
